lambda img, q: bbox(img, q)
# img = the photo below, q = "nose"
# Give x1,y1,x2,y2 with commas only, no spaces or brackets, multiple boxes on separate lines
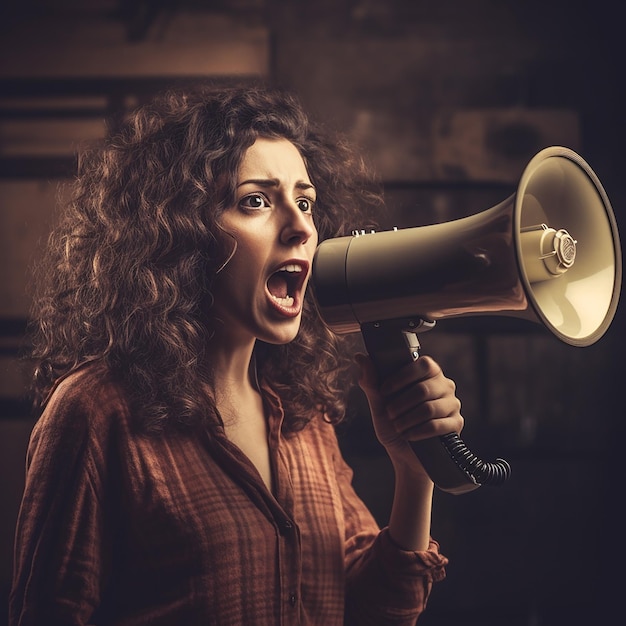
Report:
279,202,317,247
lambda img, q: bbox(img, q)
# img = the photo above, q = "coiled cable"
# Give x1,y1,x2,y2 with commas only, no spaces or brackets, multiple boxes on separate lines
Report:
440,433,511,486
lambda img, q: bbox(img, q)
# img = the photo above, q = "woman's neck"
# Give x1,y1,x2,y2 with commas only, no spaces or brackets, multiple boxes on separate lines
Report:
210,339,273,492
209,333,257,394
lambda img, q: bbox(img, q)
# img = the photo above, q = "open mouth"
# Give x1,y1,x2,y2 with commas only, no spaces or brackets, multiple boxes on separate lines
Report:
266,262,308,310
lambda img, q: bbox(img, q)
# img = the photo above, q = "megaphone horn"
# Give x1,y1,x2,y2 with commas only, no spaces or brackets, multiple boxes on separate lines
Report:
312,146,621,494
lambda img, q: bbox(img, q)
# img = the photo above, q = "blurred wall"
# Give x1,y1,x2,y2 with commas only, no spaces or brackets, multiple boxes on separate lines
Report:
1,1,624,625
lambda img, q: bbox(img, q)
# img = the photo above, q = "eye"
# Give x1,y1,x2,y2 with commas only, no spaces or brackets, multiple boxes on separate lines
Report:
239,193,270,210
296,197,315,214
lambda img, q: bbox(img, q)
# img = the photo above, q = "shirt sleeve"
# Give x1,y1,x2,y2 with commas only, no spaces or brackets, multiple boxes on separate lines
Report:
9,376,115,626
332,432,448,625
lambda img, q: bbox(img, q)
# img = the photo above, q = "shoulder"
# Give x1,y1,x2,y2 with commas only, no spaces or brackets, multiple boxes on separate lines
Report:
305,412,342,446
290,412,347,473
29,362,132,465
43,362,128,423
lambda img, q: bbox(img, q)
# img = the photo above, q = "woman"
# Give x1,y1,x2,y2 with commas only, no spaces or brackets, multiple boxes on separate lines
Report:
10,85,463,625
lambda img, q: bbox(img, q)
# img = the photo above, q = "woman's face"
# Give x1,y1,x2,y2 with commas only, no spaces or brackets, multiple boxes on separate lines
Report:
211,137,319,346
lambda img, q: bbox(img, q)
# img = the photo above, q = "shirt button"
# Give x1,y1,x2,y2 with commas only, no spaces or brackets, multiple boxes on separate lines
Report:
289,592,297,607
281,519,293,535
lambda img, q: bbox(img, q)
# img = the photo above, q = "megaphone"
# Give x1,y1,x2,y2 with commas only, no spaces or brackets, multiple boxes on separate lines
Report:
312,146,621,494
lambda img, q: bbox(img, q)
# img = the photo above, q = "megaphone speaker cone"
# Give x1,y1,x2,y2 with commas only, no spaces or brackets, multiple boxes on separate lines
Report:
515,147,621,346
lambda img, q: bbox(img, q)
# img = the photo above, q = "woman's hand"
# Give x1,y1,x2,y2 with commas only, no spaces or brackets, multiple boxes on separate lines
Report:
356,353,464,471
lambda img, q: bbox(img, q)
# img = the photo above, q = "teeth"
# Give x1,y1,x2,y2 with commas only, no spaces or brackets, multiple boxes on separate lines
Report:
270,294,295,307
268,263,304,309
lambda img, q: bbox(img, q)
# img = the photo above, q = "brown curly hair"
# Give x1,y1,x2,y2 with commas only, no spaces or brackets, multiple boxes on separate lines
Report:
28,84,383,433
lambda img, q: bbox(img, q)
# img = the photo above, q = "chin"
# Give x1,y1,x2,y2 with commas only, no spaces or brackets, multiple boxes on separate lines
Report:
259,320,302,345
263,331,300,346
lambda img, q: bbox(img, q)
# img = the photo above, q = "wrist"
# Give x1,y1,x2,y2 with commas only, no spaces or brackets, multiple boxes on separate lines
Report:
388,443,434,485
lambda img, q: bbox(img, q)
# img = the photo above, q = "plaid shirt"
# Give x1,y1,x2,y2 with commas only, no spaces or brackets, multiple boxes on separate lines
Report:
10,363,447,626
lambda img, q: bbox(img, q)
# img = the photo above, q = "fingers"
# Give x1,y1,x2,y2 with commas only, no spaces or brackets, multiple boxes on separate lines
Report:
392,397,464,441
378,355,443,397
385,363,458,419
355,352,441,394
355,353,464,443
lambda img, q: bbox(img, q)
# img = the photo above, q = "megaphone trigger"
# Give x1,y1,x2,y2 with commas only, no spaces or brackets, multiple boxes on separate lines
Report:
359,318,435,377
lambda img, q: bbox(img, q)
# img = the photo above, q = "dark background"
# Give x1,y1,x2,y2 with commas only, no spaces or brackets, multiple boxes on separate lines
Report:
1,1,624,624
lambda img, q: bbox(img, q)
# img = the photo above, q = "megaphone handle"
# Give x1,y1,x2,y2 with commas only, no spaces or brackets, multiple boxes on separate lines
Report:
360,319,511,495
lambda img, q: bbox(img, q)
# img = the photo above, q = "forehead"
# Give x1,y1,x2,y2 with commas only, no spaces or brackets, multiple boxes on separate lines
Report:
238,137,311,182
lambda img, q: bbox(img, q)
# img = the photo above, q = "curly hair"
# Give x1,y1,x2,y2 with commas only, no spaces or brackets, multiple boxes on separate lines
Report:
29,84,383,433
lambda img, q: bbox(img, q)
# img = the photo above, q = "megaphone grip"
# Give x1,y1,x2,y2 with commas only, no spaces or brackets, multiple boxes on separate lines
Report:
361,319,512,495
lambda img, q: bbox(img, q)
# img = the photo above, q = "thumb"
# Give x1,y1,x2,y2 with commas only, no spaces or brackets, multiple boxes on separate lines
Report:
354,353,387,416
354,353,378,391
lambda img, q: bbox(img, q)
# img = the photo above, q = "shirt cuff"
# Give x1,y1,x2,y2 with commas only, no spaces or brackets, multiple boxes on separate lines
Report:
377,527,448,584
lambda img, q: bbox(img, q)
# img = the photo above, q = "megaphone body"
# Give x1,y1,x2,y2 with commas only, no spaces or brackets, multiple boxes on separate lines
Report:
312,147,621,494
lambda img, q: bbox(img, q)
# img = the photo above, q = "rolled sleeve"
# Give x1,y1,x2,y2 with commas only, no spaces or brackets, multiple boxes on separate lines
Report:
345,527,448,625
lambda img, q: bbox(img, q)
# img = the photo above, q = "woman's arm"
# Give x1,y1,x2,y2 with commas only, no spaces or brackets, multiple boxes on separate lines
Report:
9,372,112,626
355,353,464,551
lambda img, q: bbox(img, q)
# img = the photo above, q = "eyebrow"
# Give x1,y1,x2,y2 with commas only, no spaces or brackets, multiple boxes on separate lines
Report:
237,178,316,193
